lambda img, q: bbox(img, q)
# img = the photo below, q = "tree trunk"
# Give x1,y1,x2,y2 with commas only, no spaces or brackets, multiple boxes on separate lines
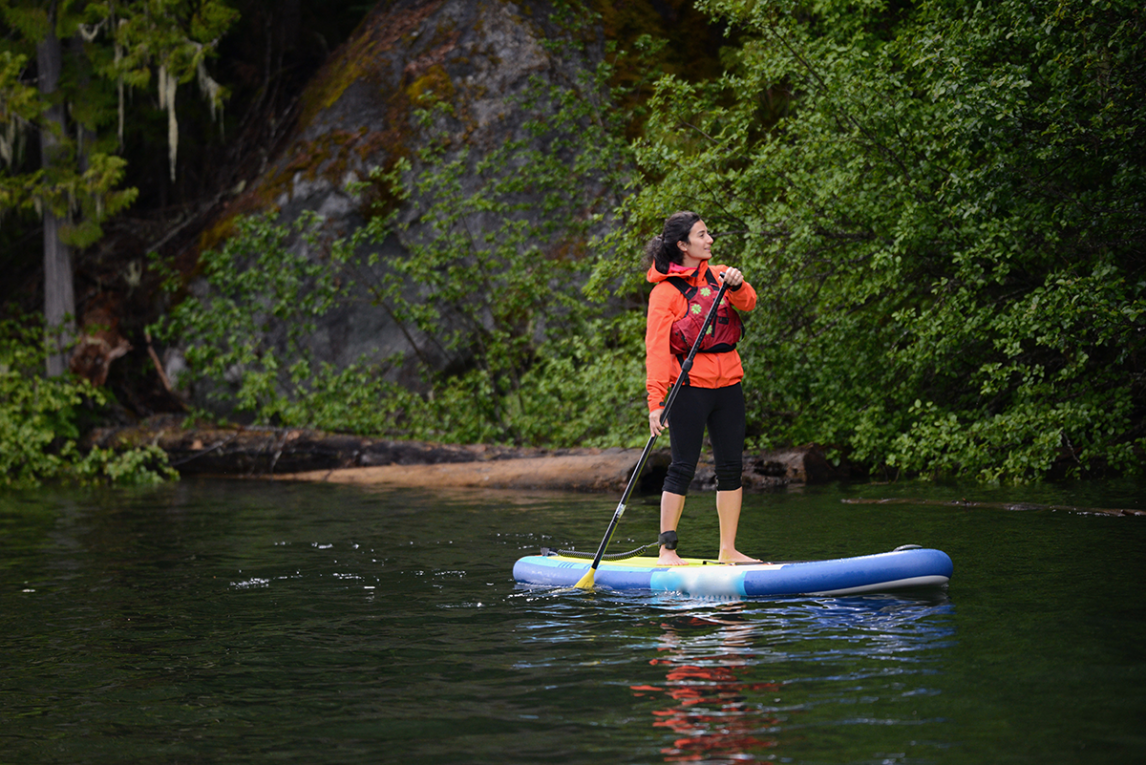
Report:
70,33,97,174
37,5,75,377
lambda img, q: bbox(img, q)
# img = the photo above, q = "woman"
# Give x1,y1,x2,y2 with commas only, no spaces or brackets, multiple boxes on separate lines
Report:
644,211,759,565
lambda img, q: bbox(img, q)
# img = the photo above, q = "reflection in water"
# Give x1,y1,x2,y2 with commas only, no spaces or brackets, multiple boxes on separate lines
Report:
630,595,954,764
634,612,780,762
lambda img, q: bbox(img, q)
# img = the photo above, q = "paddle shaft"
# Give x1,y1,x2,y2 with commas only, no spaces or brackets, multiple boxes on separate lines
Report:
576,277,732,586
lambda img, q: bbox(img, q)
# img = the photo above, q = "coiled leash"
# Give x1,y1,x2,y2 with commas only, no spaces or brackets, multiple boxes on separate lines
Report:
546,531,679,562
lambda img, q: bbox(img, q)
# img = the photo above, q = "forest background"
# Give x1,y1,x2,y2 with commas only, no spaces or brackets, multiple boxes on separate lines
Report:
2,0,1143,488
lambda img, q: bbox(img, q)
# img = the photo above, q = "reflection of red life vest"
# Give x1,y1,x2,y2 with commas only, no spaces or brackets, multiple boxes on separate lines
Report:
667,269,744,356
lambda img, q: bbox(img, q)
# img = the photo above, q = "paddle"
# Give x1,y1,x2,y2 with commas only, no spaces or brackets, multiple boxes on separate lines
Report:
573,274,733,590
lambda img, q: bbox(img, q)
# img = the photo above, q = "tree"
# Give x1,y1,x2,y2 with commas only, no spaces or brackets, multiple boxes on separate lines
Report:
599,0,1146,481
0,0,236,374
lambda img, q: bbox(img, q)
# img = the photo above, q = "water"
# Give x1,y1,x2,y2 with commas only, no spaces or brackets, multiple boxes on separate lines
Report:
2,477,1144,764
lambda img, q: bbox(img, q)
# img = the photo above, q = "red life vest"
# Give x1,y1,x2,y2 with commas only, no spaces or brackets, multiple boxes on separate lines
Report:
667,269,744,356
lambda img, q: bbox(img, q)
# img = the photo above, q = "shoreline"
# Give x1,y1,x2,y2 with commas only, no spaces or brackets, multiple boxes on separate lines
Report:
87,417,847,491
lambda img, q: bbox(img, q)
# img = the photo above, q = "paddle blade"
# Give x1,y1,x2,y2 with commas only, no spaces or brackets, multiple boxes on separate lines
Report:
573,567,596,590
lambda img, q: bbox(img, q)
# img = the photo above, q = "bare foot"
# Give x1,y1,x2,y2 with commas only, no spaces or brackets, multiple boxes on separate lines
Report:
658,549,688,566
718,549,762,564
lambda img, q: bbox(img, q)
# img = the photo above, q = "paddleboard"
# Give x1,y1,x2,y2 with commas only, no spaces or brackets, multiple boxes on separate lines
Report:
513,545,952,598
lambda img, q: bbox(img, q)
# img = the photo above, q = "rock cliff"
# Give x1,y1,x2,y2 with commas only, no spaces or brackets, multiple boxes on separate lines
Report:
168,0,617,404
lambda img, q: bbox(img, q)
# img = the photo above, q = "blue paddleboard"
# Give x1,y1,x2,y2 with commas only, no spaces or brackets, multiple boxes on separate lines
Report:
513,546,953,598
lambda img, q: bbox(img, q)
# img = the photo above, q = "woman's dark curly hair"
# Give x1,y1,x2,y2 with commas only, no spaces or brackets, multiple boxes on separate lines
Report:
644,211,702,274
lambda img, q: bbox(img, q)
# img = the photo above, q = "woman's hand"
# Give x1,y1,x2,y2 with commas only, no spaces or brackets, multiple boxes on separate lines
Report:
719,267,743,288
649,408,667,437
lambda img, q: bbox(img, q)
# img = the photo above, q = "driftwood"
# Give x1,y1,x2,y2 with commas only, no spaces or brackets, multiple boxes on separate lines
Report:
86,417,553,477
83,416,807,492
286,449,797,493
842,497,1145,517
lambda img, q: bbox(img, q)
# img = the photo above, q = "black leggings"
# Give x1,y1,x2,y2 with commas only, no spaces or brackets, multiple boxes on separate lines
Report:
663,383,745,495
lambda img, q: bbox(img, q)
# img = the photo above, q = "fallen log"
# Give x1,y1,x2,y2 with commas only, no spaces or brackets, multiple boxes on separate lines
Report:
83,416,804,492
85,417,547,476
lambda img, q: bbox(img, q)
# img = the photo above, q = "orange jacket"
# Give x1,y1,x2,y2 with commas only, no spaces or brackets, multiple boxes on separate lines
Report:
645,261,757,412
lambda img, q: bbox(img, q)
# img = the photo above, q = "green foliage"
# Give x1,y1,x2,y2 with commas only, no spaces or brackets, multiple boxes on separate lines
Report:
599,0,1146,481
150,210,404,431
84,0,239,126
358,87,629,440
35,146,137,247
0,50,39,213
347,22,638,444
0,317,177,488
513,312,649,448
150,207,647,447
0,0,238,246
